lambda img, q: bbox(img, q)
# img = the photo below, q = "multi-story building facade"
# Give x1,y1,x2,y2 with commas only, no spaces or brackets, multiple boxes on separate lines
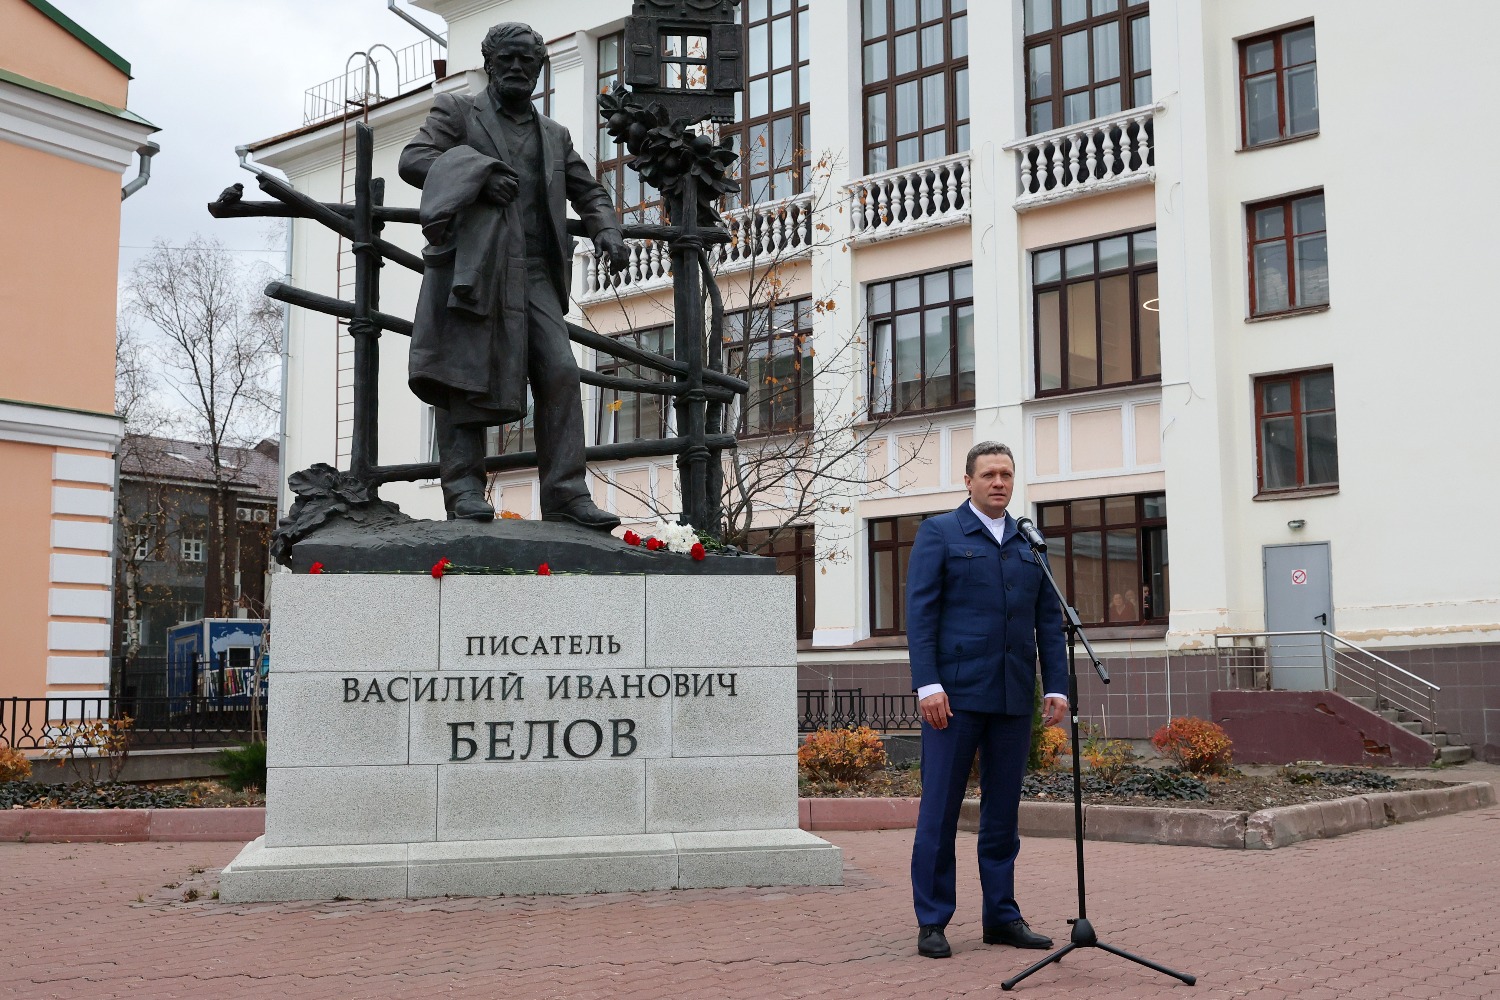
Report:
112,435,279,664
0,0,156,700
253,1,1500,760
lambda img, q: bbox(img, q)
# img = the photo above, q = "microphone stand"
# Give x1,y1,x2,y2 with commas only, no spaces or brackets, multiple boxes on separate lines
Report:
1002,528,1195,991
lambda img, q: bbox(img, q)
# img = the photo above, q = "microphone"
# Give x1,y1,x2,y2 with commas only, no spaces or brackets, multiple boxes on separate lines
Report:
1015,517,1047,552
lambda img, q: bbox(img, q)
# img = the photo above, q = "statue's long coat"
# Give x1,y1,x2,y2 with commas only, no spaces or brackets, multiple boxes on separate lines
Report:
398,89,621,424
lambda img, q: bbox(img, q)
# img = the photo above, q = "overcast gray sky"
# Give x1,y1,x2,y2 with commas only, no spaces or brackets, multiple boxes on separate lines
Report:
65,0,446,278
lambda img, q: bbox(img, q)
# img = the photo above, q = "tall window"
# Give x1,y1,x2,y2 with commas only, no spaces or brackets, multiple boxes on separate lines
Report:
869,264,975,416
1034,229,1158,395
869,512,937,636
1036,492,1167,626
1247,191,1328,316
748,525,816,640
1024,0,1151,135
1255,369,1337,493
488,390,536,457
861,0,970,174
180,534,205,564
724,297,813,436
1241,23,1317,148
532,59,554,117
723,0,811,206
596,325,675,444
596,33,661,224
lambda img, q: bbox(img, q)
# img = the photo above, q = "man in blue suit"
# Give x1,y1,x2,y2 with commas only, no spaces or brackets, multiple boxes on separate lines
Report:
907,441,1068,959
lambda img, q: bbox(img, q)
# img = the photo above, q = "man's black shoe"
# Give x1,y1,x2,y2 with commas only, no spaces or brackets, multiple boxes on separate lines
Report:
447,493,495,521
542,497,621,532
917,925,952,959
984,919,1053,949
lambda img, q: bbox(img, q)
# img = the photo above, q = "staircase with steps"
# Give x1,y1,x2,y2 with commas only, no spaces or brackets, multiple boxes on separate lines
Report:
1216,630,1474,766
1346,696,1473,764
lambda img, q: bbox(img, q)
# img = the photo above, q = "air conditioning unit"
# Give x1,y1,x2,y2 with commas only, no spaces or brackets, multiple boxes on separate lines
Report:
237,507,272,523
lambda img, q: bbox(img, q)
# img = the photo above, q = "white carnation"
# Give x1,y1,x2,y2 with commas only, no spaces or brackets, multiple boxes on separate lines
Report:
651,521,700,555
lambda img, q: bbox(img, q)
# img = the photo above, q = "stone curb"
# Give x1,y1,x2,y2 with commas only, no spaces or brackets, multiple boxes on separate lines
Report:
801,797,920,831
959,781,1496,850
0,807,266,844
1243,781,1496,849
5,783,1491,847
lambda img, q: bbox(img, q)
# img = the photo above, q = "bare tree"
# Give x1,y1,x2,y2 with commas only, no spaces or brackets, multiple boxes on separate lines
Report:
125,237,281,618
582,143,937,562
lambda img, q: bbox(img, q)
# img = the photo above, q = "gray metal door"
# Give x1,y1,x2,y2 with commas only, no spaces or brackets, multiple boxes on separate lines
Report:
1263,543,1334,690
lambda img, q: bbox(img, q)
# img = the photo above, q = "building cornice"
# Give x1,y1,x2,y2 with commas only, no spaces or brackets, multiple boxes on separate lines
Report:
411,0,508,24
0,399,122,450
549,34,583,74
0,71,156,172
252,83,448,176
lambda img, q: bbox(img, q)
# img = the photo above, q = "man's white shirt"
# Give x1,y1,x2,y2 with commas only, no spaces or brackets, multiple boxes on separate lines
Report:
916,501,1068,707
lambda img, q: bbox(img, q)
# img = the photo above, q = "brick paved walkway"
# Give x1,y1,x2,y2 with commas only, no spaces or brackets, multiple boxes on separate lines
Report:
4,804,1498,999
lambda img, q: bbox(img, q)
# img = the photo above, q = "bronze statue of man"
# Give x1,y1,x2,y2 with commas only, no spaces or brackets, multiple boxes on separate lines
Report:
399,22,630,528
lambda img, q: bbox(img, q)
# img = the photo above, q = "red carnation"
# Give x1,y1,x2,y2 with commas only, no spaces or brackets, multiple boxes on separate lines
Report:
690,542,706,561
645,537,664,551
623,530,642,546
431,557,452,579
537,562,552,576
308,561,325,575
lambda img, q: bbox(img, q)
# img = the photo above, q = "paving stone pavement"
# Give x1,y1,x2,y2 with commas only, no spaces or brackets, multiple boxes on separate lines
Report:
3,803,1498,999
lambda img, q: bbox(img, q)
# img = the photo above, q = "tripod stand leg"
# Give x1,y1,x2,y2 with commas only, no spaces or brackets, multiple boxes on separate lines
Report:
1000,942,1075,991
1095,941,1197,985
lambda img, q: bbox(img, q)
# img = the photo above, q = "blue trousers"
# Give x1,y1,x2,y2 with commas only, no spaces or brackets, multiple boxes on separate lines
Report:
911,709,1032,928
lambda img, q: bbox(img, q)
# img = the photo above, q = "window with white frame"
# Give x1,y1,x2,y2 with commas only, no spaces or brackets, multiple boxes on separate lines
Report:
180,535,205,563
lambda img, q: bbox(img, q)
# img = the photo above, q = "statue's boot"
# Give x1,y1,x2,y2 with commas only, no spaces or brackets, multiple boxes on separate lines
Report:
448,492,495,521
543,496,620,532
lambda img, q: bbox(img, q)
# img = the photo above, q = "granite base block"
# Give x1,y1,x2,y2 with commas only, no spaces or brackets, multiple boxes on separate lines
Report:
265,765,437,847
408,834,677,896
217,829,842,901
218,838,408,902
673,829,843,889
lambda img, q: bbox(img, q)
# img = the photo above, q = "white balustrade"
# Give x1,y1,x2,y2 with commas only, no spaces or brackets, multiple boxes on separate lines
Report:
1007,105,1160,210
576,192,815,304
845,151,972,242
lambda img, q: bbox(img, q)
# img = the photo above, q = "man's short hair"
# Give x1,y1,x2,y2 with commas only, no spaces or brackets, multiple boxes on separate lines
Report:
965,441,1015,477
481,22,547,66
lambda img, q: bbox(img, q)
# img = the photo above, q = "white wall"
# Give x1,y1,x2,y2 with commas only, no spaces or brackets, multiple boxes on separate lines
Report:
1174,0,1500,646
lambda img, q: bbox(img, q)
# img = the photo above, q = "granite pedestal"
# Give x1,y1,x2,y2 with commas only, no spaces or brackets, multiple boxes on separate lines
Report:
219,571,842,901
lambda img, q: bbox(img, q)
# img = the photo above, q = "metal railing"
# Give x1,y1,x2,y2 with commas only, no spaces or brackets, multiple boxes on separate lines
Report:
0,694,267,752
303,36,445,125
1214,631,1441,730
1005,104,1159,210
798,688,920,733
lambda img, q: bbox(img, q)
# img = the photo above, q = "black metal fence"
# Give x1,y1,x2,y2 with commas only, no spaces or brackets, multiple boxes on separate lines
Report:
5,682,905,751
798,688,920,733
0,692,265,752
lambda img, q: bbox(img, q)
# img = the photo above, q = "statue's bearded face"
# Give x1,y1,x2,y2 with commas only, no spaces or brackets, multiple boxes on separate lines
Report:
486,38,544,104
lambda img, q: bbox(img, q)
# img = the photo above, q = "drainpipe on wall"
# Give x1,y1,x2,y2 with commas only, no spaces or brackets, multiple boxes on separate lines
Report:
120,141,160,201
385,0,446,47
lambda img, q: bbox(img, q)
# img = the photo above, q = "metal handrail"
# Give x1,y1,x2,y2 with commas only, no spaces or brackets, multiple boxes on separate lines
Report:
1323,632,1438,691
1214,630,1440,728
